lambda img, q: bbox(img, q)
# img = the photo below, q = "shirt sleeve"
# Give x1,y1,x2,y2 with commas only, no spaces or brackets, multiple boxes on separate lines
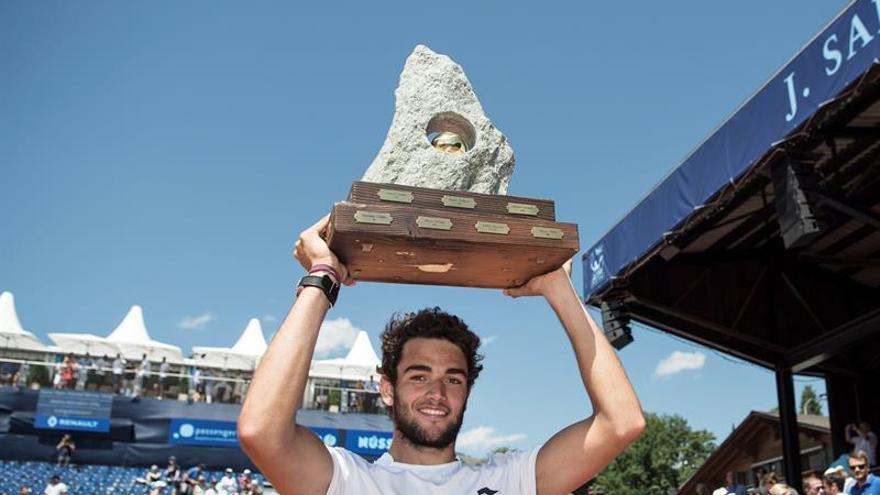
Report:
326,447,366,495
488,445,542,495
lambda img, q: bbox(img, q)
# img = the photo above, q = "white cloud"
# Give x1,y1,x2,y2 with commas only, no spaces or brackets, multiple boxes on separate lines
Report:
261,314,278,324
315,317,362,358
654,351,707,377
178,312,214,330
457,426,526,454
481,335,498,346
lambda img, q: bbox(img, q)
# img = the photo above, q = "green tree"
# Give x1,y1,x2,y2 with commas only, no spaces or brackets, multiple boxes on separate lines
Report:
593,412,715,495
799,384,823,415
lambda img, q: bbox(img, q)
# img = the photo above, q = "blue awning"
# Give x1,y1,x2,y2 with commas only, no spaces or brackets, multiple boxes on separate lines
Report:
583,0,880,297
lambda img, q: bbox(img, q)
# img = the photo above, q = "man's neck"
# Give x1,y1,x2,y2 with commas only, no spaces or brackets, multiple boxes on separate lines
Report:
387,433,456,465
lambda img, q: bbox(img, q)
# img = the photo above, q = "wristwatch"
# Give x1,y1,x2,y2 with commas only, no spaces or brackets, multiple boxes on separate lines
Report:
297,274,340,307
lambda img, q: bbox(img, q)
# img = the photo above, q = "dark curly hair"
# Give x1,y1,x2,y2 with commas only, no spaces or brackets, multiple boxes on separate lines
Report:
378,307,483,389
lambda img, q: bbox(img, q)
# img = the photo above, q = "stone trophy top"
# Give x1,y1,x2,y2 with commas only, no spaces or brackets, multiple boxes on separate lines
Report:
361,45,515,195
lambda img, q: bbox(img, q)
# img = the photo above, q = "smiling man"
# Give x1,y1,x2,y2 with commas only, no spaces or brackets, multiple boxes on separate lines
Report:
238,216,645,495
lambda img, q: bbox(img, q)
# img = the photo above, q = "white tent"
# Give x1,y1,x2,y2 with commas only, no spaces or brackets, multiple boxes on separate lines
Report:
192,318,267,371
309,331,380,382
0,292,48,352
47,332,121,358
106,305,183,363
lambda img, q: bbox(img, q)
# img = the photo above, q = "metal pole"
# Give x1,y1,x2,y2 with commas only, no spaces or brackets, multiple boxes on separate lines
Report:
775,365,803,485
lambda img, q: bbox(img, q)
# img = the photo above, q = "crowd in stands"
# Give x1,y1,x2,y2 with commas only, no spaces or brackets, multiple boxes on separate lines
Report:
696,422,878,495
1,356,382,413
1,457,267,495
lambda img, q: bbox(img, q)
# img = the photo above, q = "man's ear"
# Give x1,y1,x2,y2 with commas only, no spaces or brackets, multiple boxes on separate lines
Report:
379,375,394,407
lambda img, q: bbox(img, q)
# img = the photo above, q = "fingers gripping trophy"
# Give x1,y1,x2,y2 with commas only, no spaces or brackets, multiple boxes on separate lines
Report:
239,45,645,495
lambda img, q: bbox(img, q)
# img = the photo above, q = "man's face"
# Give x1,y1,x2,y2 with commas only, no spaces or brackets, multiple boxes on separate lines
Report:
726,472,735,485
805,477,824,495
850,458,869,482
824,480,840,494
383,337,469,449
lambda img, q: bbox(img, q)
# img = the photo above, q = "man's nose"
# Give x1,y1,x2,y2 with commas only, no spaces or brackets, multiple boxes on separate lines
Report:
425,378,446,399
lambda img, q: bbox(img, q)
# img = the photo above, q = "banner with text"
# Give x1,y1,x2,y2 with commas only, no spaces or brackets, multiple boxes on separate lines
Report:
34,390,113,433
168,419,345,450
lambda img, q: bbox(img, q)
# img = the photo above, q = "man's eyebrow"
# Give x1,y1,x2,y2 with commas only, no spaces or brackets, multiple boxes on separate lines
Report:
446,368,467,376
402,364,432,374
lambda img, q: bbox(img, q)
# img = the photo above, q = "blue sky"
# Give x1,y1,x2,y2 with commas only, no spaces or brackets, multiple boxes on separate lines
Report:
1,1,844,455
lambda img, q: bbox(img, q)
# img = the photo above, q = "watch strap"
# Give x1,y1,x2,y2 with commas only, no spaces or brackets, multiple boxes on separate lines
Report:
297,274,340,307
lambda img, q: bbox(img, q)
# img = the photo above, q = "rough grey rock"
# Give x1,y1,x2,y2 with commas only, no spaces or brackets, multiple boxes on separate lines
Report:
361,45,514,194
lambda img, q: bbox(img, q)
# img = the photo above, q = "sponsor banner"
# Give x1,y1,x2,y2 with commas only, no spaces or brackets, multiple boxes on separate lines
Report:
168,419,342,450
344,429,393,455
35,389,113,433
34,414,111,432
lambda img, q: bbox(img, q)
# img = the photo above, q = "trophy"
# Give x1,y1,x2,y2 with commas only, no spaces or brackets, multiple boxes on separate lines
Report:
325,46,579,288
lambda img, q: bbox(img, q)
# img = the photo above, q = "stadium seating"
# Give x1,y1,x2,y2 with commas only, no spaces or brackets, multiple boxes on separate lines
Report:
0,460,264,495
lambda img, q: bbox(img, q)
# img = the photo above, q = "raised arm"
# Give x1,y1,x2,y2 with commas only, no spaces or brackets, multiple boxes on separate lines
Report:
238,216,351,495
505,262,645,495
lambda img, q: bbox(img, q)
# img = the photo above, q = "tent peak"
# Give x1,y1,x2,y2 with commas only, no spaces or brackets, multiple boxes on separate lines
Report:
0,291,27,335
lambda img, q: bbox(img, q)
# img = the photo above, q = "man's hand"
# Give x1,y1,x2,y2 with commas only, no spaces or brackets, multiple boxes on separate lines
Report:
503,259,573,299
293,215,355,286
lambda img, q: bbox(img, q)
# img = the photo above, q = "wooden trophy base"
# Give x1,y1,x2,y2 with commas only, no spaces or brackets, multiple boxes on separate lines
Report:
326,182,579,288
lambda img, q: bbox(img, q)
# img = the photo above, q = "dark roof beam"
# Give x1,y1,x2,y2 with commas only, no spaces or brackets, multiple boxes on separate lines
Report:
815,190,880,231
786,308,880,373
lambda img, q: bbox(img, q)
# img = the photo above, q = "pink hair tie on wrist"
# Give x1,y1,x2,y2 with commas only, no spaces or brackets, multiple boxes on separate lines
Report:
310,264,341,283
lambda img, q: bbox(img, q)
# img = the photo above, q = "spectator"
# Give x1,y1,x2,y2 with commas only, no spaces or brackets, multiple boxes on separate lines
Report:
237,469,252,489
848,450,878,495
55,434,75,468
75,354,92,391
61,355,75,389
164,456,181,487
19,486,30,495
43,475,67,495
764,472,780,493
191,367,202,402
15,361,30,389
158,357,170,399
847,422,878,468
364,374,379,413
181,463,206,495
769,484,798,495
204,370,214,404
203,477,217,495
95,354,109,390
802,471,824,495
725,470,747,495
135,354,150,398
192,476,207,495
232,373,244,404
0,360,16,385
216,468,238,495
144,464,165,495
754,467,769,495
242,480,262,495
823,470,845,494
695,483,711,495
112,354,126,394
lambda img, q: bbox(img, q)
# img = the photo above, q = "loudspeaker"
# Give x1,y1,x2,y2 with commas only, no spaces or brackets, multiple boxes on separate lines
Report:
771,158,826,249
601,300,633,350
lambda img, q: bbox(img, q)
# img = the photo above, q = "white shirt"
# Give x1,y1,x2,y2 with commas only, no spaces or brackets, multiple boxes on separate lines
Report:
327,445,541,495
44,482,68,495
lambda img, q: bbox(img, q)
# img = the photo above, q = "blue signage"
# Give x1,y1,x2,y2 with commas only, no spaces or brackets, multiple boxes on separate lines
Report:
585,0,880,296
168,419,342,450
35,390,113,433
344,429,393,456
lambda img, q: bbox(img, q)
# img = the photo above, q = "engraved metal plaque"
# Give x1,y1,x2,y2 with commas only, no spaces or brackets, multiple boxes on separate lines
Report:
442,195,477,209
507,202,540,216
417,216,453,231
378,189,414,204
354,211,393,225
475,221,510,235
531,227,564,240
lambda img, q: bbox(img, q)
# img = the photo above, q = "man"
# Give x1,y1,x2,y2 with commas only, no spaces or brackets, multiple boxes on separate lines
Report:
216,468,238,495
112,354,126,394
158,357,170,399
75,354,92,391
55,434,75,468
849,450,880,495
135,354,151,398
95,355,109,391
364,374,380,414
847,422,878,468
802,471,824,495
181,463,207,495
724,471,747,495
43,475,67,495
238,216,645,495
823,470,845,494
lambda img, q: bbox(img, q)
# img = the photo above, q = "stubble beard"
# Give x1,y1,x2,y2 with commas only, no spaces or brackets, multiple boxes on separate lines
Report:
392,390,465,450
